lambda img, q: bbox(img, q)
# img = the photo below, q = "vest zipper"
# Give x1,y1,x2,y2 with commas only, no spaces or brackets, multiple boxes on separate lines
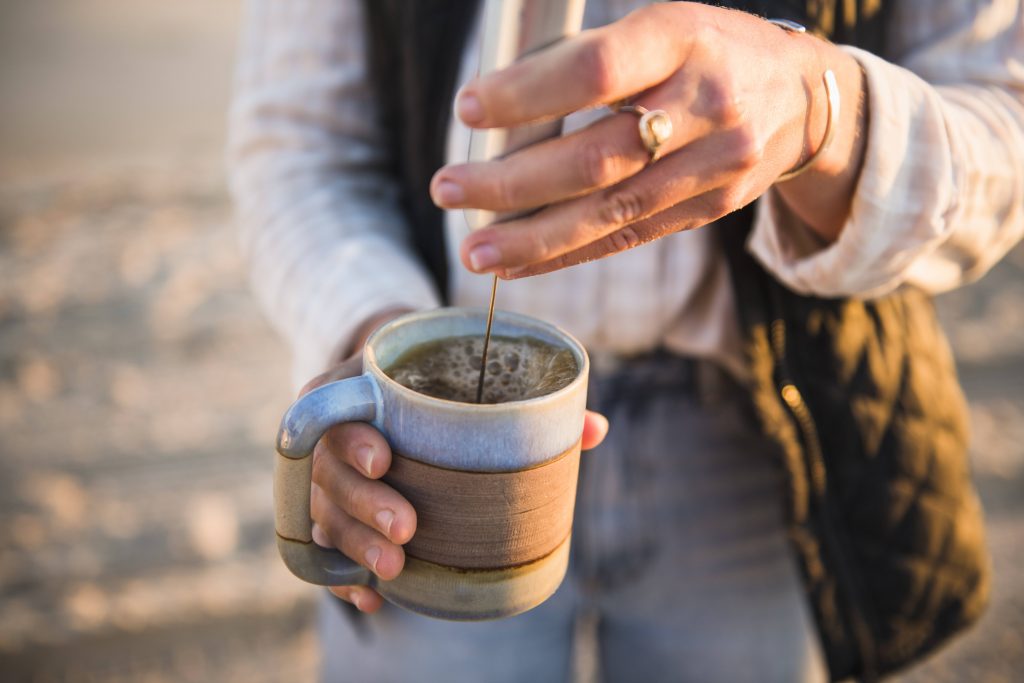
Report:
769,317,880,682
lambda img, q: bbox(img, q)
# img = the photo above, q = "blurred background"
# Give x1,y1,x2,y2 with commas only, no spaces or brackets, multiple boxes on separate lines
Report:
0,1,1021,681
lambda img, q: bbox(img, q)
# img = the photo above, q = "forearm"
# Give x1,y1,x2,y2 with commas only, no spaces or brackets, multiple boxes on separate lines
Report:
233,174,440,382
229,0,441,384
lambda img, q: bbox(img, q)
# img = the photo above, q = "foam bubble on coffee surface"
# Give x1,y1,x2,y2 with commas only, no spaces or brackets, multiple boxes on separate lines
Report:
385,335,578,404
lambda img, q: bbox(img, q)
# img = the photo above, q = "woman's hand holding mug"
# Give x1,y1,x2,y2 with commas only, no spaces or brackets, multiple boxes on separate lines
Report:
291,309,609,615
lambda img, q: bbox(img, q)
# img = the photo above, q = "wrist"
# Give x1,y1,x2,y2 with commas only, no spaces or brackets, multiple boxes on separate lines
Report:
774,39,868,242
800,44,866,180
775,26,864,179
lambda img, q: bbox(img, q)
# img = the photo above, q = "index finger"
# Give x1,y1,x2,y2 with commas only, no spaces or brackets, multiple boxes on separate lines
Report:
456,4,693,129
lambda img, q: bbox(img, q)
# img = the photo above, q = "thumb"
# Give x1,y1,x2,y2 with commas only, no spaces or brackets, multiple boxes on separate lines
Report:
581,410,609,451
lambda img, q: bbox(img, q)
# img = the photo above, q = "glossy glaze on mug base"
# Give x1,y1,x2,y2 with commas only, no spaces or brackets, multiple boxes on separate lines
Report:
375,534,572,621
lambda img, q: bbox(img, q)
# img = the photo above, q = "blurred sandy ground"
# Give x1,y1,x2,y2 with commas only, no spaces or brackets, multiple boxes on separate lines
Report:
0,1,1020,682
0,1,317,681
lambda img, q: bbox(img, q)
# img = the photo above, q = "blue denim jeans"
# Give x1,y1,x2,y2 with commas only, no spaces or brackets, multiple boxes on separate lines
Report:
319,353,827,682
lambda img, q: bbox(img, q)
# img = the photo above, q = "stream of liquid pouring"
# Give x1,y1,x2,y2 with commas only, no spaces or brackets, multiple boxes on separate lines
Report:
475,274,499,403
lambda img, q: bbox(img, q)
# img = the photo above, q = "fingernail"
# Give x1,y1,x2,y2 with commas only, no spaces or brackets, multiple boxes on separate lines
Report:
375,509,395,538
434,179,464,206
356,445,374,476
457,92,484,124
351,591,364,611
468,243,501,272
365,545,382,573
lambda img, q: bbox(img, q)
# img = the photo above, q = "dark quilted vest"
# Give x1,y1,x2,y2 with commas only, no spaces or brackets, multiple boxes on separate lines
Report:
361,2,991,680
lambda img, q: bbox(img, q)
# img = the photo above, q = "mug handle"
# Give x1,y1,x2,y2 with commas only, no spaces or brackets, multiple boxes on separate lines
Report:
274,374,379,586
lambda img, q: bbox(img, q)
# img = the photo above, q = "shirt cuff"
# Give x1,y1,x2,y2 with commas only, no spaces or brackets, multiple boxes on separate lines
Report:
748,46,959,299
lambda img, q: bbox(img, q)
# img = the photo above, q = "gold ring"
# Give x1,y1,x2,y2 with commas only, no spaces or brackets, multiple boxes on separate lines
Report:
617,104,673,163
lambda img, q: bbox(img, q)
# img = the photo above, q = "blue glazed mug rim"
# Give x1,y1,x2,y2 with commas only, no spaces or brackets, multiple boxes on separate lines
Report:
363,307,589,411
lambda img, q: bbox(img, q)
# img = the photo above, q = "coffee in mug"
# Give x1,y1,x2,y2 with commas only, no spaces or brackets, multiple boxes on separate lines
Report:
384,335,578,404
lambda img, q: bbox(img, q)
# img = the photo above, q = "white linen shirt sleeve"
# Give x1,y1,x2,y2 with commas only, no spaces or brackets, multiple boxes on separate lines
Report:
228,0,441,386
748,0,1024,298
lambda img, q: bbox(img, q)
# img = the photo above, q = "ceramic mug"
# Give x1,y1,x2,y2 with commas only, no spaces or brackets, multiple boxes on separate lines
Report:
274,307,589,620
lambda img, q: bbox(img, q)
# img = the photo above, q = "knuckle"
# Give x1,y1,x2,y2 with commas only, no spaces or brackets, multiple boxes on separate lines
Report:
601,226,644,254
577,36,620,100
579,141,624,188
547,253,576,272
725,184,753,212
690,14,713,50
720,190,741,216
704,78,743,128
597,187,646,227
335,529,365,563
522,255,571,278
494,171,521,211
635,2,668,22
706,192,732,219
706,186,744,219
343,474,378,515
728,126,764,172
323,513,371,562
523,226,554,263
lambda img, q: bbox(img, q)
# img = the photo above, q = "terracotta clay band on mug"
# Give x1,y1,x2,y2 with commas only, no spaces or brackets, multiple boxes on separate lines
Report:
384,440,582,570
